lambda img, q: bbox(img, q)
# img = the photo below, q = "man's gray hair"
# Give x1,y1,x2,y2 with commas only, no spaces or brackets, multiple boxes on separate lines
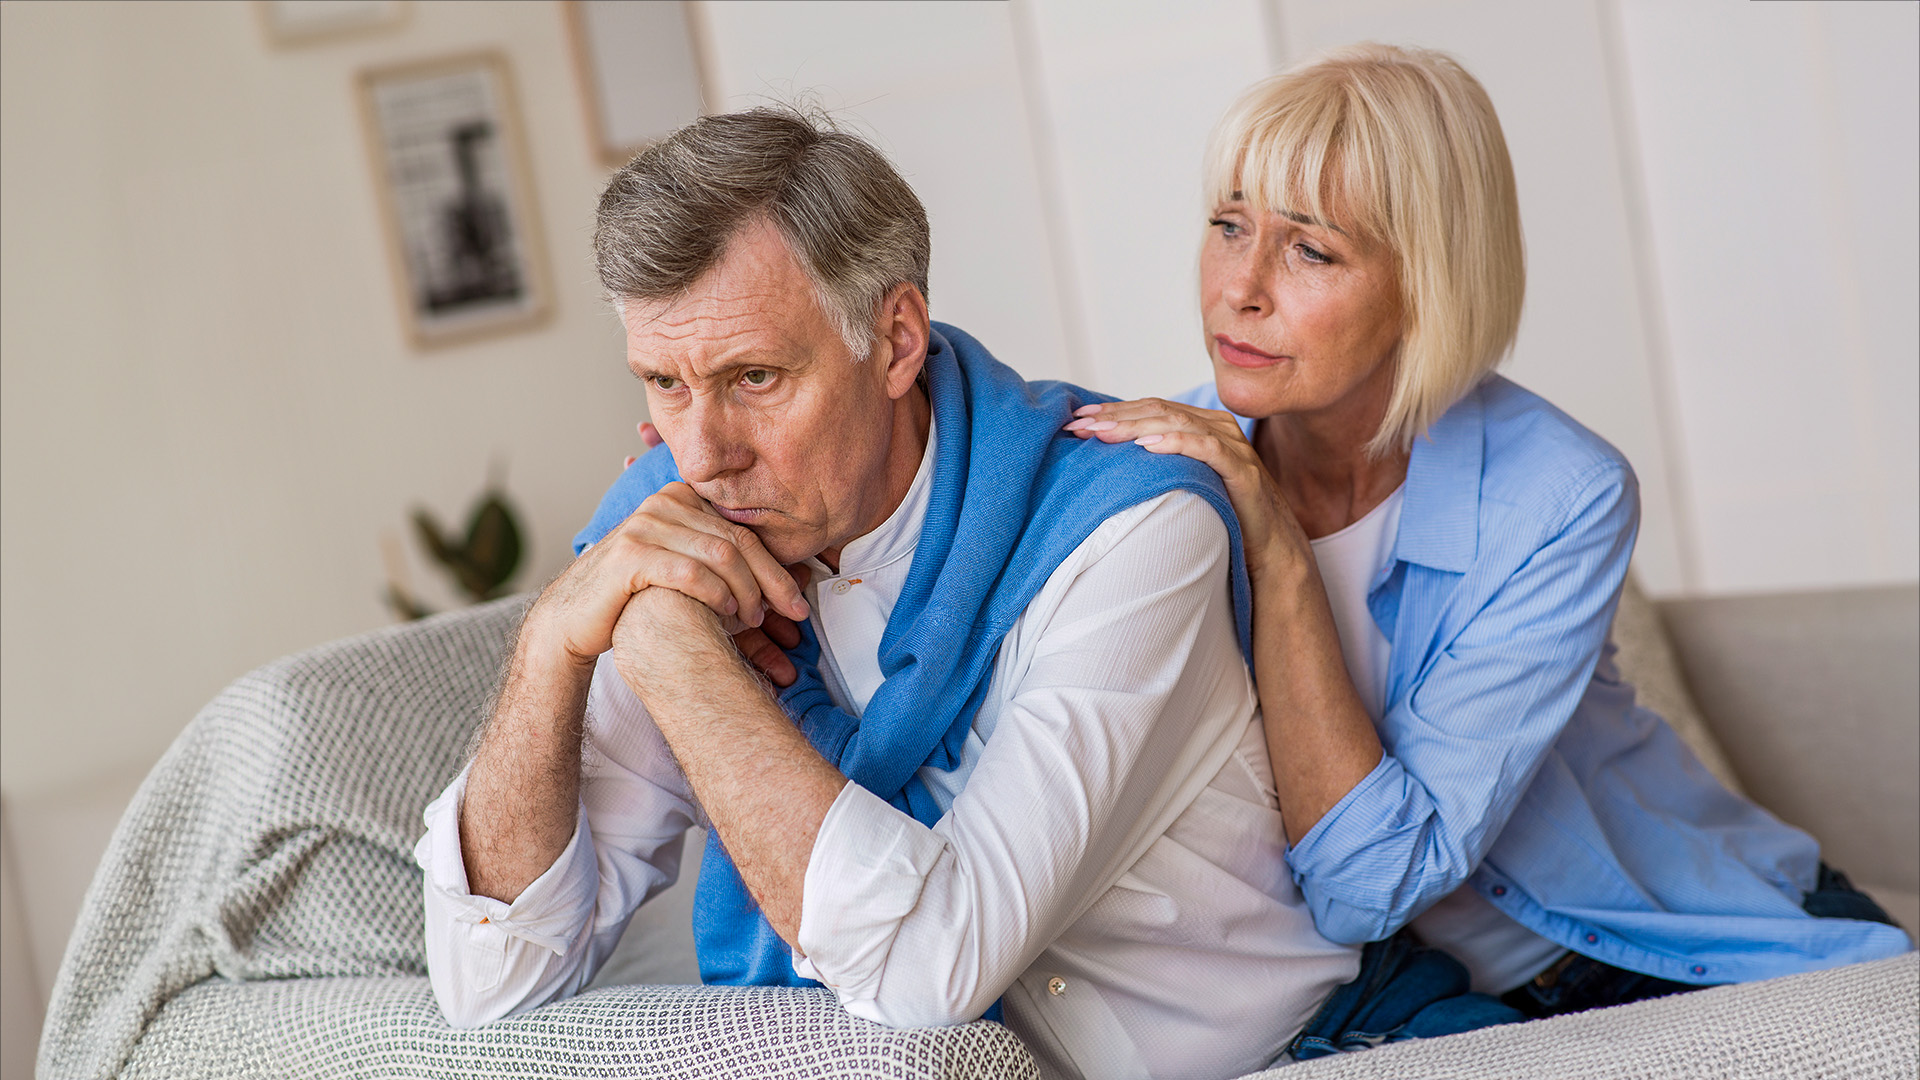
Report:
594,106,931,358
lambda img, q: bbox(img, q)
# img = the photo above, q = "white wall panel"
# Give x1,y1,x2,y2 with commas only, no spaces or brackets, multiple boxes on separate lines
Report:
0,0,641,803
1017,0,1276,400
696,1,1077,381
1615,0,1919,593
1273,0,1695,594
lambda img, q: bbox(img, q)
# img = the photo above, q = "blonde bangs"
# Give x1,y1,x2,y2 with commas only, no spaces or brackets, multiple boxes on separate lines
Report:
1204,72,1392,247
1204,44,1526,458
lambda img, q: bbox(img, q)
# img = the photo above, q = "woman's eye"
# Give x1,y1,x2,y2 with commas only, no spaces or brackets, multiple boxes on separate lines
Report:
651,376,681,391
1209,217,1244,238
1296,243,1332,265
742,369,772,387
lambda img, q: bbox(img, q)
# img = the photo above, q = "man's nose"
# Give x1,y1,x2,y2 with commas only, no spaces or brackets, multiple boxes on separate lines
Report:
671,397,752,483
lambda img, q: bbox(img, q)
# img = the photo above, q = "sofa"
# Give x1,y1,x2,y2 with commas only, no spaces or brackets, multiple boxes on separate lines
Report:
34,582,1919,1079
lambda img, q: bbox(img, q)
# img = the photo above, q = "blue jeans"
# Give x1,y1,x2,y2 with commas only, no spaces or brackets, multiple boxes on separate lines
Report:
1499,862,1902,1020
1286,930,1525,1060
1290,862,1901,1057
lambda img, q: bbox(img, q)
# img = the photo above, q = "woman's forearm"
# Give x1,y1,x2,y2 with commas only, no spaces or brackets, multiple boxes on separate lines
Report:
1252,544,1384,846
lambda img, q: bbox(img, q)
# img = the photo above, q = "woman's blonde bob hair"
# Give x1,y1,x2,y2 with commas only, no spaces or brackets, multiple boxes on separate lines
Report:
1206,43,1525,457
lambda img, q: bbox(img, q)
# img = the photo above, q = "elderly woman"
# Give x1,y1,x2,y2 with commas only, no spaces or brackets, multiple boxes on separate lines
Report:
1064,40,1910,1036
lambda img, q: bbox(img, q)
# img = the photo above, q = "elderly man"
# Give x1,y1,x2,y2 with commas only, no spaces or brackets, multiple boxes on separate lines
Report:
416,107,1357,1080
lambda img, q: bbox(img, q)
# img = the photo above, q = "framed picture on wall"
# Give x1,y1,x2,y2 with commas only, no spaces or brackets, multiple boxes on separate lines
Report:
257,0,408,47
564,0,709,167
358,52,551,348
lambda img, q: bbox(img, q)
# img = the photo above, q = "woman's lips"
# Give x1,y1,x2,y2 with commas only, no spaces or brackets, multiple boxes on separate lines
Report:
1215,334,1288,369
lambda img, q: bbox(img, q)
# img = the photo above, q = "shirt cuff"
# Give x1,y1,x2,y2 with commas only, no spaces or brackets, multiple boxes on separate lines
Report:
1284,752,1402,882
416,769,600,954
793,781,946,1005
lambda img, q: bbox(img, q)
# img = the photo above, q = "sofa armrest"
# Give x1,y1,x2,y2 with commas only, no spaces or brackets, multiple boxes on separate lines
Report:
122,977,1040,1080
1238,953,1918,1079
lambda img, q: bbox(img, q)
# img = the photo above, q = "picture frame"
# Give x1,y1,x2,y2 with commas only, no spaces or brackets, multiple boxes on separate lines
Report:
564,0,710,168
257,0,408,48
357,52,552,349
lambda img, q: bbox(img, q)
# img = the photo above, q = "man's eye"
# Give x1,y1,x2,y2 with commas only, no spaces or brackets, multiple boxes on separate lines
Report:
742,369,772,387
651,376,681,391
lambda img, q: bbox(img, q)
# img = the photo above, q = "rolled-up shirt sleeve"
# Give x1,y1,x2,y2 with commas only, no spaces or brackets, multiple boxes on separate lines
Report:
1284,461,1638,944
792,492,1255,1027
416,652,704,1027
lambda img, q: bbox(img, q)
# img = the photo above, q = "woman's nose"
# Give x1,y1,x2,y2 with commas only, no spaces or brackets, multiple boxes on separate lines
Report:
1222,251,1273,314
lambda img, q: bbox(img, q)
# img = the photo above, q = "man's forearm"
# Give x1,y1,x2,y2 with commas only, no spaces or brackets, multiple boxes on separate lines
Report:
459,626,597,903
613,591,846,946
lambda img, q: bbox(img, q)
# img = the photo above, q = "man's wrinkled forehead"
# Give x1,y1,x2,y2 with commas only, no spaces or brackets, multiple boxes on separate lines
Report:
621,294,819,384
618,217,841,383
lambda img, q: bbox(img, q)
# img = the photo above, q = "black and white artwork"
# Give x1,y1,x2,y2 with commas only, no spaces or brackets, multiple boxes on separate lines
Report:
361,53,549,347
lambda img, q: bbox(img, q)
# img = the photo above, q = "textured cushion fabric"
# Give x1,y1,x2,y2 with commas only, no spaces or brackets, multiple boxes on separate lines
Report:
1250,952,1918,1080
39,596,1037,1080
121,978,1039,1080
1608,575,1744,795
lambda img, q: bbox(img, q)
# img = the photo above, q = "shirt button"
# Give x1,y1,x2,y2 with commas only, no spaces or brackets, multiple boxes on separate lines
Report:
1047,977,1067,997
1692,965,1708,976
1585,933,1599,944
1491,886,1506,897
831,580,852,595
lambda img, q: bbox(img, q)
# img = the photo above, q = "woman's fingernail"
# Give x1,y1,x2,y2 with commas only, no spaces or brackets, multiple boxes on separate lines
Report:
1136,434,1164,446
725,597,739,614
1086,420,1117,432
1074,403,1103,416
1063,418,1089,431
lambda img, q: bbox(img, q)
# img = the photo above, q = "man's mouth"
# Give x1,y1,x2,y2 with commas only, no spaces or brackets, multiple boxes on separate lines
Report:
1215,334,1289,369
711,505,772,525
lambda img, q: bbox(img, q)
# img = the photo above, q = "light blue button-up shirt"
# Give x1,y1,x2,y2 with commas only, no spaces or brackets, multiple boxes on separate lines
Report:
1179,375,1913,984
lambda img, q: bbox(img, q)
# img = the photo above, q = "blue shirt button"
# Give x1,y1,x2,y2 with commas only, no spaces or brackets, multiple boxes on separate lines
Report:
1585,933,1599,944
1491,886,1506,897
1692,965,1707,976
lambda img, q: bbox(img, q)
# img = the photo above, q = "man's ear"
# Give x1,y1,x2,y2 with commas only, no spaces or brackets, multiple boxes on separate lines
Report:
874,282,930,401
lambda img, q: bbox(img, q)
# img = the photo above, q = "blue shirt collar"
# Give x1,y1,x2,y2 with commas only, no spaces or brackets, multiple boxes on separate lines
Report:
1393,382,1484,574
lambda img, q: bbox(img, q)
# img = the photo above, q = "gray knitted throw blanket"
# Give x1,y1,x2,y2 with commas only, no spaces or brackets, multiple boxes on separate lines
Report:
37,597,1037,1079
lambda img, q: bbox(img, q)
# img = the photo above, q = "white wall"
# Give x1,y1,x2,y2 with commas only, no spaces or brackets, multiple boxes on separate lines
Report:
693,0,1081,384
0,1,639,807
9,0,1910,808
1613,0,1919,594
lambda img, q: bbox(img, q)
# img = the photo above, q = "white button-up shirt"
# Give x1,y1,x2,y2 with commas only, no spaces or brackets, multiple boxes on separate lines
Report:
418,416,1359,1080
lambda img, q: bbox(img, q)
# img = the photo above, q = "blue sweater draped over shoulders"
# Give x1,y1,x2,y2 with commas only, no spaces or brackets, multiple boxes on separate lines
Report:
575,324,1250,996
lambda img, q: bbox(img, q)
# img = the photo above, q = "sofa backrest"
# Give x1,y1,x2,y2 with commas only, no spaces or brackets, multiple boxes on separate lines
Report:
1658,585,1919,896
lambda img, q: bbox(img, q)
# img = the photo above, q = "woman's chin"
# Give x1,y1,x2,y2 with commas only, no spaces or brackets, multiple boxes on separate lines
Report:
1212,363,1293,420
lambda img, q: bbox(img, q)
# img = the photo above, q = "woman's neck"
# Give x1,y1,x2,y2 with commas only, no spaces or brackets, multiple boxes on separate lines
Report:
1255,400,1410,541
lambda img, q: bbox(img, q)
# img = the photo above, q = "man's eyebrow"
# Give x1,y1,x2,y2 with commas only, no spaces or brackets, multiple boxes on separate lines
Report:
631,354,800,382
